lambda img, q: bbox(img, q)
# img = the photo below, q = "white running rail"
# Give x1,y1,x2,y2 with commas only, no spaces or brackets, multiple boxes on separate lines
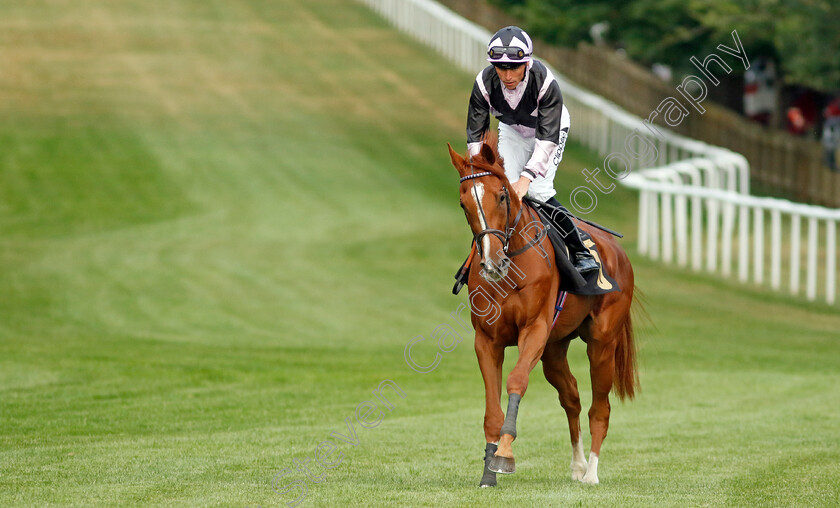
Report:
359,0,839,305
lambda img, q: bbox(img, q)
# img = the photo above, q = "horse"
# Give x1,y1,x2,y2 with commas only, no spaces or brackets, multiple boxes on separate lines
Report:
447,138,639,487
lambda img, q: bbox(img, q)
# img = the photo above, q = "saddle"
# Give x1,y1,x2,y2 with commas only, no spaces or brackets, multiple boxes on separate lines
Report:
453,198,620,296
525,198,620,296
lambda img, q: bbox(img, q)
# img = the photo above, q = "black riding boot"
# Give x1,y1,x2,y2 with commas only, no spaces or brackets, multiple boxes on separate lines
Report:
545,197,599,274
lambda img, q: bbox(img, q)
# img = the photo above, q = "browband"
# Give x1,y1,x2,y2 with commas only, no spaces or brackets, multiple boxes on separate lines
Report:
459,171,494,183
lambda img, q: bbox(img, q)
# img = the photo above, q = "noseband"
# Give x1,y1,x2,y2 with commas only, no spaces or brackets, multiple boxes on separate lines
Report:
459,170,545,259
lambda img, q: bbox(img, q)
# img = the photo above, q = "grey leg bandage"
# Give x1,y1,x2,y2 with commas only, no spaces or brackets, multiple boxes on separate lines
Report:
499,393,521,437
480,442,498,487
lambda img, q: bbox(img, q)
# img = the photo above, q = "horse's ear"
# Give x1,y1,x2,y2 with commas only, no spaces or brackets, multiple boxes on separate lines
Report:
447,143,468,177
479,142,496,166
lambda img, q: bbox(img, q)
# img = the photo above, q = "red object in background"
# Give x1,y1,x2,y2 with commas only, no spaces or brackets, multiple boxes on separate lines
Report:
785,90,817,135
787,107,806,134
825,97,840,118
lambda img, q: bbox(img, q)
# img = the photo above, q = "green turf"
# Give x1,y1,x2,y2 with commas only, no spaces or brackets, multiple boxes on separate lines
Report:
1,1,839,507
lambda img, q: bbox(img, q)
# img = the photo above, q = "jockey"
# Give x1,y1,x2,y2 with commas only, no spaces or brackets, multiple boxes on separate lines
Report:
466,25,599,275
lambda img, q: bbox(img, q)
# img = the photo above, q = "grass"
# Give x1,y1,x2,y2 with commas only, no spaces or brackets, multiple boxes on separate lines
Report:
1,0,839,506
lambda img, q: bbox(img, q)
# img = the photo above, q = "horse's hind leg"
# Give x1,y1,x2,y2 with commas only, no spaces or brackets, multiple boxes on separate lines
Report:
582,337,617,485
542,339,587,481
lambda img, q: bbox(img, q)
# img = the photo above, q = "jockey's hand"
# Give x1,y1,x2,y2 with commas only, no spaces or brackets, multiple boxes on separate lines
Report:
512,175,531,199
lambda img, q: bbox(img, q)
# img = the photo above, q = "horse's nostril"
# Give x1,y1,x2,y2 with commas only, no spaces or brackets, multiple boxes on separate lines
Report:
499,257,511,269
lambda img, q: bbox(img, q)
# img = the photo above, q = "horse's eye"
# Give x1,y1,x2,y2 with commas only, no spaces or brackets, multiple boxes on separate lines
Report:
499,193,507,203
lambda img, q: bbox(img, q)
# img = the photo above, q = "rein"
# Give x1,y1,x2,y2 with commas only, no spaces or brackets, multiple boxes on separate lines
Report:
459,169,546,259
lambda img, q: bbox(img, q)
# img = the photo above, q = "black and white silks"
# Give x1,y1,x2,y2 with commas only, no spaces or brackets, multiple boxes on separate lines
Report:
466,59,569,181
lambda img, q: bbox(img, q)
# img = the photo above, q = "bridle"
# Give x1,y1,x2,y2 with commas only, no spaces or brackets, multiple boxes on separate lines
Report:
459,170,546,259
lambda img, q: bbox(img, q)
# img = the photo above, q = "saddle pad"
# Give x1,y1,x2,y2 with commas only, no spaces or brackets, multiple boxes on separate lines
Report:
527,201,620,296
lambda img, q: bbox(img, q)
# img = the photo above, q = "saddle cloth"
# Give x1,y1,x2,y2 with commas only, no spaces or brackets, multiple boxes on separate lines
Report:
525,199,619,296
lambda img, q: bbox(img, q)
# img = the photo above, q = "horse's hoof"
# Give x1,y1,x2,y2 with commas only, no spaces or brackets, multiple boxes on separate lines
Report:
581,472,599,485
571,460,587,482
479,470,497,487
581,454,599,484
488,455,515,474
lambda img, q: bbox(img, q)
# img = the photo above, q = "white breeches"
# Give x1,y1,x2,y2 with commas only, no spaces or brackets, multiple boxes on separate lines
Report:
497,107,570,202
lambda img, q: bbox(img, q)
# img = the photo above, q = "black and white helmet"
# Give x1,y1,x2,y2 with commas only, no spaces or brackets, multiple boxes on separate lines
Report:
486,26,533,66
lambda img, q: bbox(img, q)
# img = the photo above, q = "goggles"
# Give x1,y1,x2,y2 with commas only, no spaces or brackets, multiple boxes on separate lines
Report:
487,46,529,60
493,61,525,70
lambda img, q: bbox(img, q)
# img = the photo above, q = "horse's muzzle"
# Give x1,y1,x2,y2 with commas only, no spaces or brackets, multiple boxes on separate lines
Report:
480,255,510,282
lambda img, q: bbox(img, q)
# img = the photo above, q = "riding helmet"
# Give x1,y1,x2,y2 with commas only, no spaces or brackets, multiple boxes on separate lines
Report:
486,26,533,66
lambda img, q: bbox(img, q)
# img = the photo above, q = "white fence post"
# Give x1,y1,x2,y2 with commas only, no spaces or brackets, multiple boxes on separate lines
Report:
691,194,703,271
828,221,837,305
721,202,735,277
738,204,750,282
707,199,719,273
790,214,801,296
771,209,782,290
649,193,660,260
675,192,689,267
662,192,673,264
753,207,764,284
807,217,819,301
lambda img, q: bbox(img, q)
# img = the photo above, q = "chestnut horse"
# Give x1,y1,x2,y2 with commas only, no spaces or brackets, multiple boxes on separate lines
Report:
448,140,638,487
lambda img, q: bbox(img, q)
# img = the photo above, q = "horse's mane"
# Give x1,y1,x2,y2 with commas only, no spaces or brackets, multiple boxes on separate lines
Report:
469,131,508,181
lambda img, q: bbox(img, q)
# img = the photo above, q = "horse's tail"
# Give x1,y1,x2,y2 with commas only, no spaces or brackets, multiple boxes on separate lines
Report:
613,293,642,401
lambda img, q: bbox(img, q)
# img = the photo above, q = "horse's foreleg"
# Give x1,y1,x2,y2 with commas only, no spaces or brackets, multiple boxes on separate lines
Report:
542,340,587,481
488,393,520,474
489,321,550,475
583,338,617,485
475,335,504,487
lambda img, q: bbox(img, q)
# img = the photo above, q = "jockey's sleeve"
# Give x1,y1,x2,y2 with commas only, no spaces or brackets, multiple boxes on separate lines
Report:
522,81,563,180
466,76,490,157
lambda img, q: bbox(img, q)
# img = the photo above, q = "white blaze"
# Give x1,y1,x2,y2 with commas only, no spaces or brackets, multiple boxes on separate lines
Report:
471,182,491,260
